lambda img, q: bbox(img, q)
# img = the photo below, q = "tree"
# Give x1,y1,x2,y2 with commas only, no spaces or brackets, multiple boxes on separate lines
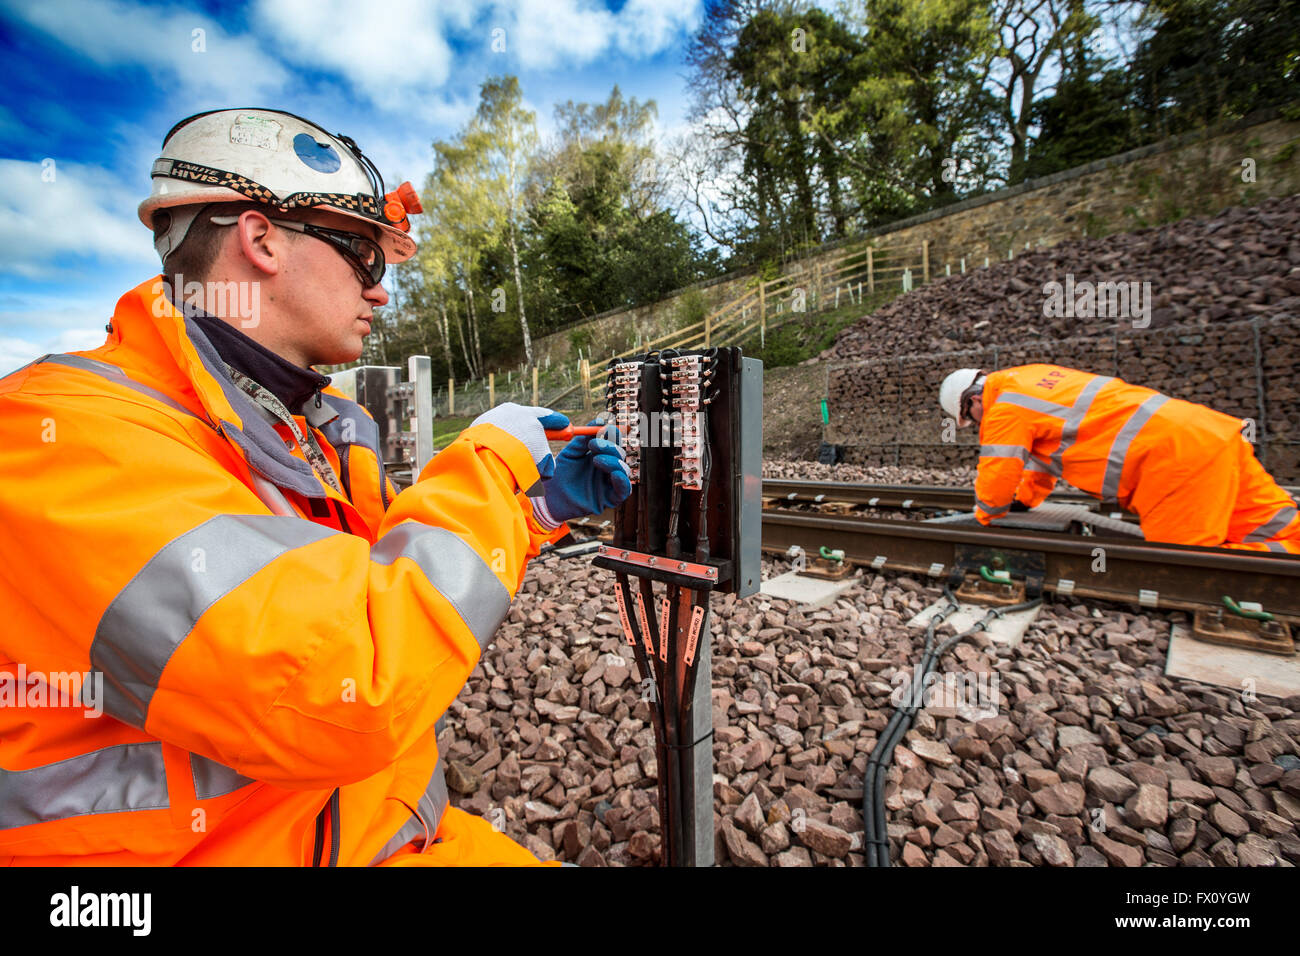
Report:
819,0,1006,221
1022,59,1137,178
530,85,719,320
473,76,539,369
1129,0,1300,137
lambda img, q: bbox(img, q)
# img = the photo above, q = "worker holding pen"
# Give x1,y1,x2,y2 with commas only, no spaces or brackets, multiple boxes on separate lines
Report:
0,108,630,866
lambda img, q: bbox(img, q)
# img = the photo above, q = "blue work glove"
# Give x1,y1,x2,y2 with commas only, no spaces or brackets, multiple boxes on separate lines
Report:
534,421,633,528
469,403,569,495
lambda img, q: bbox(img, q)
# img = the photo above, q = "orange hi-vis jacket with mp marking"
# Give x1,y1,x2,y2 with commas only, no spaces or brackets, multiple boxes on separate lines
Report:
973,365,1300,553
0,276,568,865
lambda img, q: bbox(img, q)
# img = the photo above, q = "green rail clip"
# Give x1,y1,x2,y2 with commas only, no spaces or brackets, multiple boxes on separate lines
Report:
1222,595,1274,621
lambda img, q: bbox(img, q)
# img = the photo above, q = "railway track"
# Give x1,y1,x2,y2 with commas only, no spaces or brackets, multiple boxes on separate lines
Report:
570,479,1300,623
760,510,1300,621
762,478,1300,517
762,478,1113,514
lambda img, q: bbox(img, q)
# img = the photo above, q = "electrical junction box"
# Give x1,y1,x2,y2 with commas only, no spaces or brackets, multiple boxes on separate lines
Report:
594,347,762,597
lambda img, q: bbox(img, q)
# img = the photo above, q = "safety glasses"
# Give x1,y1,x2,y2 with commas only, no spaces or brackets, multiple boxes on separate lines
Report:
210,214,386,288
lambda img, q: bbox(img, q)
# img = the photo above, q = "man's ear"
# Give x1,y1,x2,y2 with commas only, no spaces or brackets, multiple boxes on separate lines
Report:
236,209,283,278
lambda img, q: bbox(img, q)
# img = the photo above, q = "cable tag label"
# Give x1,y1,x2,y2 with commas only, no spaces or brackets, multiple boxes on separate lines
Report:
658,596,670,662
635,592,653,658
615,586,634,646
684,606,705,665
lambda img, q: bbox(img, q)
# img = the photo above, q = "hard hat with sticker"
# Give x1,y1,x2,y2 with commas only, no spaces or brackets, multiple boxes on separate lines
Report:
140,107,421,263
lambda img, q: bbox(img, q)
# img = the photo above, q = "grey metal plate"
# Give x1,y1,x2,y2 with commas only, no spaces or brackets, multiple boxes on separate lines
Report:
735,357,763,597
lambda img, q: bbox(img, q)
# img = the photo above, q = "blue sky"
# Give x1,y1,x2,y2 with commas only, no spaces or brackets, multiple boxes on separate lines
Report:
0,0,705,374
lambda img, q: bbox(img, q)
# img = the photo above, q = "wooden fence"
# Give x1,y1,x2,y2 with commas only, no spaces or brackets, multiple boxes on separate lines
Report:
562,236,933,408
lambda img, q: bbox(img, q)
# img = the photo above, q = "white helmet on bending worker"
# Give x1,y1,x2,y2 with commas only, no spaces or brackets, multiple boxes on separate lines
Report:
939,368,987,427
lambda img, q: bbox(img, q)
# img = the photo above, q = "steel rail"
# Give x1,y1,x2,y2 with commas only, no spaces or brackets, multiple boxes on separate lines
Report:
759,511,1300,621
762,478,1300,514
763,479,1125,514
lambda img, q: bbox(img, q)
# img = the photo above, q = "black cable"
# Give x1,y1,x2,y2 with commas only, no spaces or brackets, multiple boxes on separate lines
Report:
862,593,1042,866
863,593,954,866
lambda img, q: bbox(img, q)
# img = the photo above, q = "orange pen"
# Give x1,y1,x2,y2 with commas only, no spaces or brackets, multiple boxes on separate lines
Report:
544,425,609,441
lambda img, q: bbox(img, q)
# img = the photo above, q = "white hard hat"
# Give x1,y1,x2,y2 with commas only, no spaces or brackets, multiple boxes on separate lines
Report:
939,368,985,426
138,108,422,264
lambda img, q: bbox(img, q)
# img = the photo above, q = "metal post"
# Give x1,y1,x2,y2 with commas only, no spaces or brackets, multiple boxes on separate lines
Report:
448,378,455,416
662,586,713,868
409,355,434,473
685,606,713,867
532,365,539,405
488,372,495,408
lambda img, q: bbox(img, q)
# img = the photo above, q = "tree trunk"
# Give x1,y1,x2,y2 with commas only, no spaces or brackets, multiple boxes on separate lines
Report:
457,288,477,380
438,299,454,379
465,282,482,379
509,223,533,368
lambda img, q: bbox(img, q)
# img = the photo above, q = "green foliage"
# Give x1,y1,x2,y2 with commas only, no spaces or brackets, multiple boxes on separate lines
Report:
526,86,722,328
675,288,709,331
741,301,866,369
1023,68,1138,179
754,324,807,368
831,0,1004,218
1129,0,1300,137
568,324,596,357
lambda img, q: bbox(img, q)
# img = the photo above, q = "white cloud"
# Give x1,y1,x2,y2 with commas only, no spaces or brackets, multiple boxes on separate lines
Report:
254,0,460,105
1,0,292,102
0,159,158,280
252,0,702,100
498,0,702,71
0,328,107,378
613,0,702,54
503,0,615,69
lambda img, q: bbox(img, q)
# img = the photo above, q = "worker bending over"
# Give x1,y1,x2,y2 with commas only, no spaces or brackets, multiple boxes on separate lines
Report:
0,109,630,865
939,364,1299,554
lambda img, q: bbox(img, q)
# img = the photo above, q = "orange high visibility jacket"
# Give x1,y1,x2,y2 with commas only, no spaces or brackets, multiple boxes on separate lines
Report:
0,277,567,865
973,364,1249,527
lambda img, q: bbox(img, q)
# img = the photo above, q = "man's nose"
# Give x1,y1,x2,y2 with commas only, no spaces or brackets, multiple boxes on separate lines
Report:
364,281,389,308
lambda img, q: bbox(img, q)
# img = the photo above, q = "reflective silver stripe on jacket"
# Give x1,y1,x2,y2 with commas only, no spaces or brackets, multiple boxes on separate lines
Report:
1048,375,1114,476
40,353,213,425
980,444,1028,461
368,757,451,865
1243,504,1298,542
90,514,338,728
0,742,168,829
191,754,257,800
1100,393,1169,501
372,523,510,651
992,375,1115,478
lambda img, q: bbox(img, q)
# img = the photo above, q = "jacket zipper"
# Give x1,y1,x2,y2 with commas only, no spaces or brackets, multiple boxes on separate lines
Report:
312,788,341,866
